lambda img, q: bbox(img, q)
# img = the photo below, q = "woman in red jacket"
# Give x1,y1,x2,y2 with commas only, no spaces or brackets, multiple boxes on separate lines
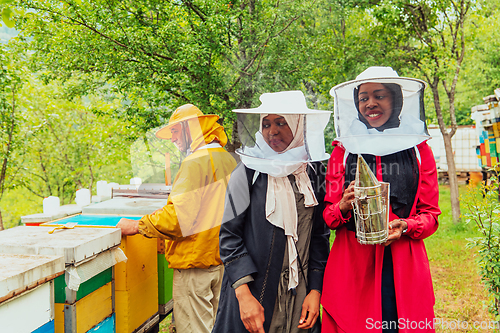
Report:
322,67,441,333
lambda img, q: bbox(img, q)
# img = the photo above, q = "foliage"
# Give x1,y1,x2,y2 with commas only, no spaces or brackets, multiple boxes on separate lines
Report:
369,0,473,128
0,0,22,29
463,175,500,320
13,0,330,148
0,48,24,229
365,0,478,222
0,187,37,229
18,74,137,204
130,126,182,184
0,48,22,193
4,0,500,220
10,0,493,153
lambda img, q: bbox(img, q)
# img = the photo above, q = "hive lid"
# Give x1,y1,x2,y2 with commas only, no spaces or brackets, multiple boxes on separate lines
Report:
0,226,121,265
82,197,166,215
21,204,82,224
0,253,64,302
41,214,141,227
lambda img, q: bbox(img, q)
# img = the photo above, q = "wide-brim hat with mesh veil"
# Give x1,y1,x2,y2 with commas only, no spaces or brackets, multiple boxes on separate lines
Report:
330,66,430,156
232,91,331,177
155,104,219,140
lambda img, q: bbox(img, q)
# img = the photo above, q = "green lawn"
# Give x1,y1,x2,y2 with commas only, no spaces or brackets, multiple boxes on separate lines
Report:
427,185,495,332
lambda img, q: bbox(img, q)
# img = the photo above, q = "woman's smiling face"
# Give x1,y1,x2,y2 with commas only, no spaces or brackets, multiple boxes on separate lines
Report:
357,83,394,128
261,114,294,152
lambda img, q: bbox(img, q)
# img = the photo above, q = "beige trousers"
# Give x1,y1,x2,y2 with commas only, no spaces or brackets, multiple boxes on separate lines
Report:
172,264,224,333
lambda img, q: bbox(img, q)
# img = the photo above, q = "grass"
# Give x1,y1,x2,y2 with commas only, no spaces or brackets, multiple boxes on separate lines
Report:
159,314,175,332
427,185,496,332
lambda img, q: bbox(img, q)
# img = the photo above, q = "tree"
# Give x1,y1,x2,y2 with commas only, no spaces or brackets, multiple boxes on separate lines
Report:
367,0,475,222
0,49,23,230
296,0,393,152
15,0,324,149
0,0,20,29
18,74,136,204
461,0,500,97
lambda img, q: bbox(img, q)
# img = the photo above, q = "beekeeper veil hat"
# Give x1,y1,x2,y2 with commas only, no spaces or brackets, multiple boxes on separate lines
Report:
233,90,331,177
330,66,430,156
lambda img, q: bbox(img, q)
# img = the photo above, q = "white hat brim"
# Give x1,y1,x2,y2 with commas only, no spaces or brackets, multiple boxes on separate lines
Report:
330,77,426,97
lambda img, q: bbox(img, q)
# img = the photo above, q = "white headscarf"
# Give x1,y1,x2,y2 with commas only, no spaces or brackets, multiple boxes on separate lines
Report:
254,114,318,290
232,91,331,289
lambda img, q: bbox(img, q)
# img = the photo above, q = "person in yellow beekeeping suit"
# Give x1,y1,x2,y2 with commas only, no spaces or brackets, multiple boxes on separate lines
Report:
117,104,237,333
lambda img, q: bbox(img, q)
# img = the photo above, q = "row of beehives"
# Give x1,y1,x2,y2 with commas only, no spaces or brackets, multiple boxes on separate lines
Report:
471,89,500,168
0,218,173,333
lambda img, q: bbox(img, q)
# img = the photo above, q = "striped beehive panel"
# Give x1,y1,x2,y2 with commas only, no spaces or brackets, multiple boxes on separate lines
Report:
53,268,112,304
472,106,500,168
114,235,157,291
0,227,121,333
54,282,113,333
87,314,115,333
157,238,173,314
41,212,172,331
158,254,173,310
115,274,158,333
32,320,55,333
43,214,163,332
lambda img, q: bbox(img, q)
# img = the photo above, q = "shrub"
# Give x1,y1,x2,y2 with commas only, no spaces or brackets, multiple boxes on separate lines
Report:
463,174,500,320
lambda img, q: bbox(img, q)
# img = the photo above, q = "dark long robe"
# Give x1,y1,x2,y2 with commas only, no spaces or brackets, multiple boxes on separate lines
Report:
212,162,330,333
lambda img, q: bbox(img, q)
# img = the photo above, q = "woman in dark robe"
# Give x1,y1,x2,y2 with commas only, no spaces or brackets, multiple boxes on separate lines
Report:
212,91,331,333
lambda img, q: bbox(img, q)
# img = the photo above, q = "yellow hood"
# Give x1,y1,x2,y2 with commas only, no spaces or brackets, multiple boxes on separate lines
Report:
155,104,228,151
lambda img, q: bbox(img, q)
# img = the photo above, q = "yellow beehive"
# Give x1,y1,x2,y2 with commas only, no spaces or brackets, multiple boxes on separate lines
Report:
116,274,158,332
115,234,157,290
54,282,113,333
115,234,158,333
494,122,500,138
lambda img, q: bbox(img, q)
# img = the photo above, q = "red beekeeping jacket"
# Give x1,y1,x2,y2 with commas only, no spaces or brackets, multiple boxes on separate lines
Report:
321,141,441,333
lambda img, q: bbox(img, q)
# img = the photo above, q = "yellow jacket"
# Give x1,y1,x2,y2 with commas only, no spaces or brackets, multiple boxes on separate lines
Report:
139,147,236,269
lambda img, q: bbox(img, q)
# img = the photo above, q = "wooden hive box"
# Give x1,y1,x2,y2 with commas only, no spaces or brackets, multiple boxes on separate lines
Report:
0,226,121,333
0,253,65,333
42,211,169,333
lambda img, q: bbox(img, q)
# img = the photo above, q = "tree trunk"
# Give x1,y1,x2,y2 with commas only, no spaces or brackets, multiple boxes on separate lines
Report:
227,120,239,153
0,209,4,231
443,133,461,222
431,78,460,223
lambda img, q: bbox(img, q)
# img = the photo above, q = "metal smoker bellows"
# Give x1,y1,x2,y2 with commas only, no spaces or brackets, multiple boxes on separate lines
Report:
353,155,390,245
